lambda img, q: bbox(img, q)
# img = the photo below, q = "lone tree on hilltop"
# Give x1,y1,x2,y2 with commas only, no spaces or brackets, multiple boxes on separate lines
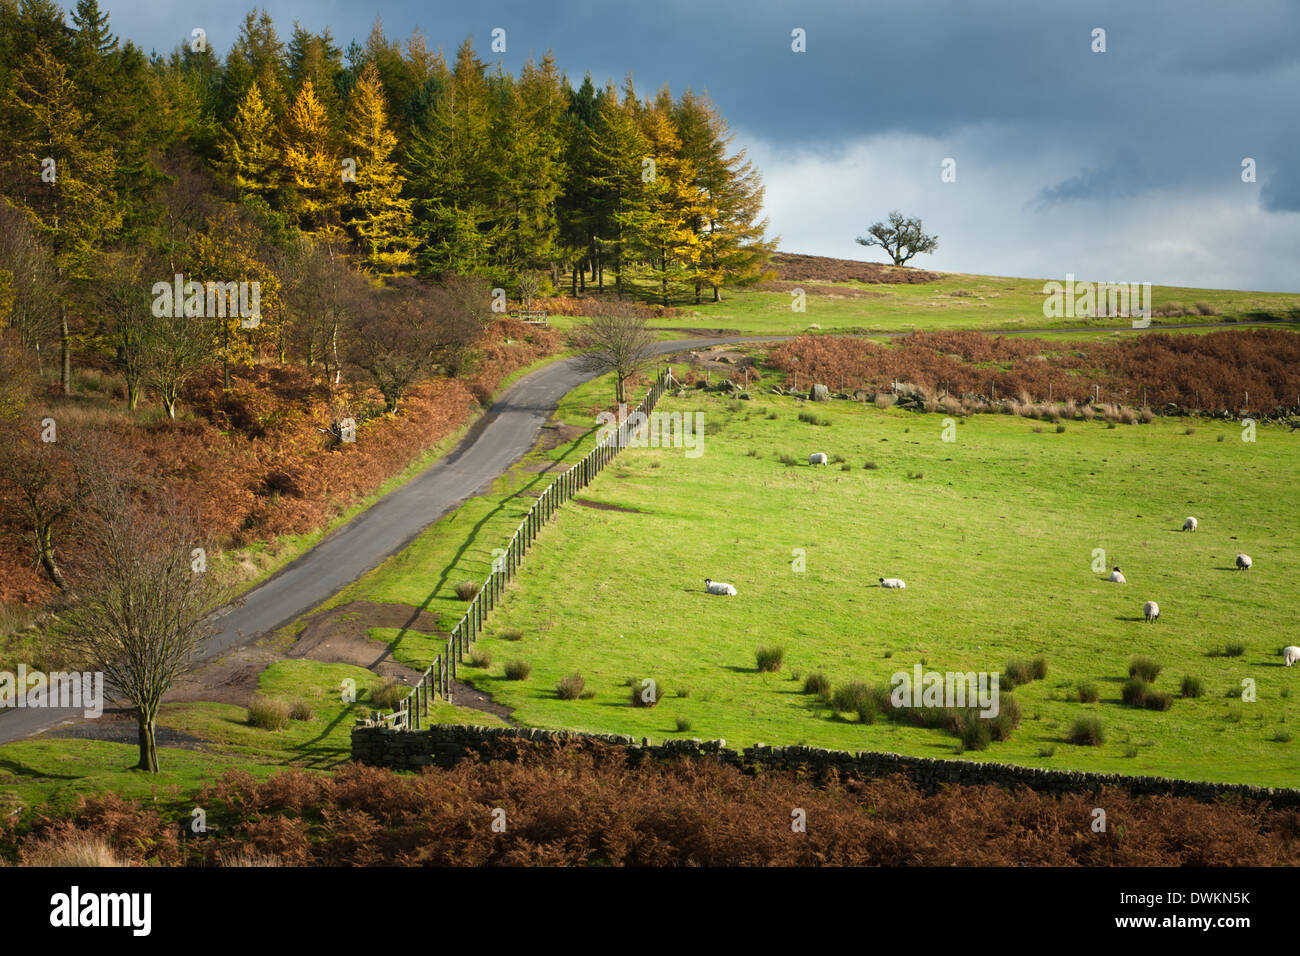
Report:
856,211,938,267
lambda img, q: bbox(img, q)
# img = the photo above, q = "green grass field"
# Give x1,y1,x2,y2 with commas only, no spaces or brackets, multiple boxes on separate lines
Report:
4,273,1298,815
414,384,1300,787
544,272,1300,337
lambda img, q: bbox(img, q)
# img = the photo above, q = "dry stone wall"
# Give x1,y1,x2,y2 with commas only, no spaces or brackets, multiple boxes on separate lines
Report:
351,723,1300,808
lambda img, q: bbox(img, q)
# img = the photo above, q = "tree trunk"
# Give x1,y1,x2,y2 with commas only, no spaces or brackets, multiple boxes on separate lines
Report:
137,715,159,772
37,527,65,590
712,285,721,303
60,306,71,396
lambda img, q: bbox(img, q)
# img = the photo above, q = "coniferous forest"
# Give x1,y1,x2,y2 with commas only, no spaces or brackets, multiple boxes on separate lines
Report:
0,0,775,602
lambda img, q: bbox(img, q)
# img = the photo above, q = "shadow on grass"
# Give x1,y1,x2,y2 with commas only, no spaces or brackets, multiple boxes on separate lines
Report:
380,426,597,672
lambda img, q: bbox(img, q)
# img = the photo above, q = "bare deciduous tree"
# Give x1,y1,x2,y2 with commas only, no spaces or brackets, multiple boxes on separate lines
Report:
284,234,371,388
348,277,480,412
142,307,214,419
0,201,60,370
0,426,80,590
572,301,659,404
61,474,216,773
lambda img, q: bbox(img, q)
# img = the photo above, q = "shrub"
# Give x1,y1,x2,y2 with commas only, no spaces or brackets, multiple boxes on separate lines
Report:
1055,423,1066,433
959,718,992,751
1004,659,1033,687
1124,745,1140,758
248,695,290,730
864,460,879,469
1037,745,1057,758
802,671,832,696
1144,690,1173,711
1217,433,1225,442
1274,730,1293,744
500,629,524,642
987,695,1022,741
20,832,124,867
1030,656,1048,680
1076,682,1100,703
288,699,314,721
556,673,585,700
675,686,692,699
454,580,479,601
469,648,492,668
1181,676,1205,699
841,463,852,471
1222,641,1246,658
755,645,785,673
504,660,532,681
798,411,830,426
630,678,662,707
1129,656,1162,682
1121,678,1150,707
1069,716,1105,746
779,453,798,467
369,677,406,709
675,717,693,733
831,681,885,724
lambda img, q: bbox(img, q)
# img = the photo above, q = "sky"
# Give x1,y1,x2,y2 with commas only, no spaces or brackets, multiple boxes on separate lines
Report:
105,0,1300,291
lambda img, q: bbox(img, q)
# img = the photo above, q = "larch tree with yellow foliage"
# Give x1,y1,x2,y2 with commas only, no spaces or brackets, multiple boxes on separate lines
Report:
627,91,711,306
217,82,280,203
281,80,342,235
342,65,415,275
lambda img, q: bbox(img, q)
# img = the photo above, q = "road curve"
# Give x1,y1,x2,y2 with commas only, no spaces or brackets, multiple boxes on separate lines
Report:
0,319,1274,741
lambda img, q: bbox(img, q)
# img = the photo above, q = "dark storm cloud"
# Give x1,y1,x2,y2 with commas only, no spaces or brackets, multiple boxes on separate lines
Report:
1034,150,1162,206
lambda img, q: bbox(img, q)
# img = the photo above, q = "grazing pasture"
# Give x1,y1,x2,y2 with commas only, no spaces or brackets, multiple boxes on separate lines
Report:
433,387,1300,786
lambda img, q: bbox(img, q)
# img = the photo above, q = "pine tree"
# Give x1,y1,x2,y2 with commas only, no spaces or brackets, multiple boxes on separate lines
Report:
288,25,343,123
588,80,648,297
281,80,342,234
342,64,415,275
557,74,602,294
218,81,280,203
406,39,495,276
3,47,121,394
489,55,567,282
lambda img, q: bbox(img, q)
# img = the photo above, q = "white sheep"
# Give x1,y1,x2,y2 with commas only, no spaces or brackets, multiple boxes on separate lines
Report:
879,577,906,589
809,452,828,465
1182,516,1198,532
1236,553,1253,570
1143,600,1159,623
704,578,737,596
1283,646,1300,667
1108,566,1127,584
